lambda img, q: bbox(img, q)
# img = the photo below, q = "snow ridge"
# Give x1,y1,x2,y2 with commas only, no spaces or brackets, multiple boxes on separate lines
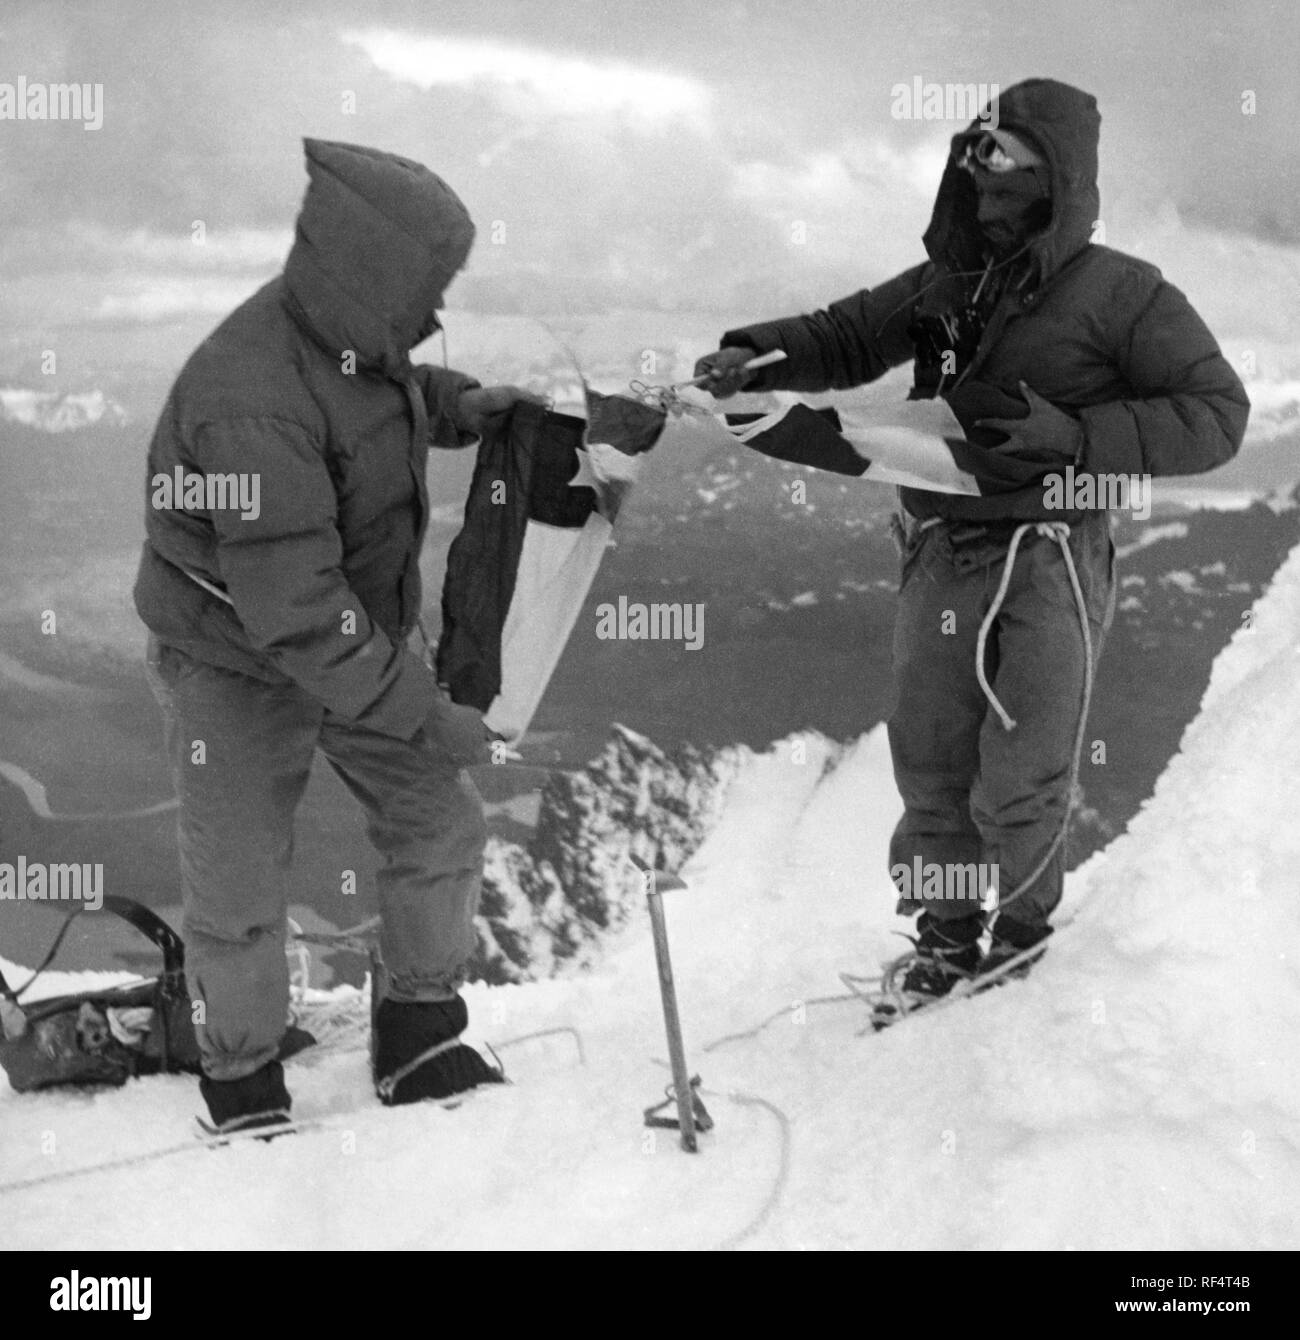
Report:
4,546,1300,1247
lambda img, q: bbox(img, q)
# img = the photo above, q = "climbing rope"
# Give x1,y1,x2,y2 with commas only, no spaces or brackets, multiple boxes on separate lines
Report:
975,521,1093,735
0,759,178,822
707,1086,793,1252
493,1026,587,1068
863,520,1097,1013
645,1053,792,1251
0,1022,586,1198
972,521,1095,917
700,993,864,1054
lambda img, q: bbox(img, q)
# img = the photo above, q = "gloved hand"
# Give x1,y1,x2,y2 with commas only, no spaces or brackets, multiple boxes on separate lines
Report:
945,378,1029,446
455,385,547,436
692,346,760,399
415,695,492,767
975,381,1084,466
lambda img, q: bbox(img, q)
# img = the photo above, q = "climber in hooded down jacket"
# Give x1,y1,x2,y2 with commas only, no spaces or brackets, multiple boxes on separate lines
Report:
694,80,1249,1006
134,139,540,1130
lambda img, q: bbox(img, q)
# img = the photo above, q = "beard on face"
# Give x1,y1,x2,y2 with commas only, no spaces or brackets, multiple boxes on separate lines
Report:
980,219,1022,254
967,161,1050,259
978,197,1052,258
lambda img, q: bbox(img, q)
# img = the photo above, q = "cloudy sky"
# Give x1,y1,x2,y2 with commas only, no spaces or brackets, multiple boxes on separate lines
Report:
2,0,1298,381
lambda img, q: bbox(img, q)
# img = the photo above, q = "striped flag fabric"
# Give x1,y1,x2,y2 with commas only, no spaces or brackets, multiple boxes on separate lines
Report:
436,384,1039,742
720,397,1046,496
436,389,666,744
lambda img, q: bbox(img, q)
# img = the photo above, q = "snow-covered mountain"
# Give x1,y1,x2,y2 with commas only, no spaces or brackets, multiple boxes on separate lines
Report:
0,386,128,433
2,313,1298,1247
4,535,1298,1249
474,725,743,982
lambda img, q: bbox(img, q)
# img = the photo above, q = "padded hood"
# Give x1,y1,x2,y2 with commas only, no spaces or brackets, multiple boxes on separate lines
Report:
922,79,1101,286
282,139,475,379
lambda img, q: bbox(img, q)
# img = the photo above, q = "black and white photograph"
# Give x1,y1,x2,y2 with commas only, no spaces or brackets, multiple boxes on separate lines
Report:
0,0,1294,1284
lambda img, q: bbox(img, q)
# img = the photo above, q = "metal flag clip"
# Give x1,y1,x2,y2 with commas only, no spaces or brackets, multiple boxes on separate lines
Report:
630,349,788,418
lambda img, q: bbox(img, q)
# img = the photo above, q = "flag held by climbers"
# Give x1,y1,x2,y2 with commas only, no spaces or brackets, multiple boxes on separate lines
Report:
436,388,668,744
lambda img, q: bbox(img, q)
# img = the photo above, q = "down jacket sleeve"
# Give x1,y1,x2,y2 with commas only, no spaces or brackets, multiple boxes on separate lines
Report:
412,363,482,449
1078,277,1250,478
720,262,931,393
199,415,440,739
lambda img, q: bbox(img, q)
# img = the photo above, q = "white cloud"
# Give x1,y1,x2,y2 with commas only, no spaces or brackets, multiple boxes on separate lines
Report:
94,276,265,322
731,136,947,211
1109,200,1300,343
73,229,288,323
847,136,951,197
731,152,859,207
727,136,947,277
342,28,711,132
90,226,293,271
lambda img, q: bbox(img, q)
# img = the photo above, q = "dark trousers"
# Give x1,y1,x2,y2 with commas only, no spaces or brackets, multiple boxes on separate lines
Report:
146,638,486,1081
887,512,1115,931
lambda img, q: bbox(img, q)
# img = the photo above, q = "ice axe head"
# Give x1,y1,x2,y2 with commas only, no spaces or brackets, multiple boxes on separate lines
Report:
628,853,688,896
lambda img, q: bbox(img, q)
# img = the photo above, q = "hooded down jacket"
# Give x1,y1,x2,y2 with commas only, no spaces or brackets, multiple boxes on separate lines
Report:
721,79,1249,522
134,139,481,738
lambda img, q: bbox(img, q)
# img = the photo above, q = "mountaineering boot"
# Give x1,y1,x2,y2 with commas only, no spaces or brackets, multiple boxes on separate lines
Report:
372,996,505,1106
979,919,1053,981
869,911,985,1029
200,1059,293,1139
900,911,984,999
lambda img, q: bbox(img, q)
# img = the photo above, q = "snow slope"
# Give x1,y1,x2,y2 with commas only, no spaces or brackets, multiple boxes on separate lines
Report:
4,548,1299,1249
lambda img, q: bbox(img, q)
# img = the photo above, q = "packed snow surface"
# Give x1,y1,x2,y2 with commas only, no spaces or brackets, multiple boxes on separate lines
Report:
4,547,1299,1249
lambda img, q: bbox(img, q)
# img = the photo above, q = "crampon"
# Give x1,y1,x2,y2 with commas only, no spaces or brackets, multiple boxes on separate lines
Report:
843,938,1051,1034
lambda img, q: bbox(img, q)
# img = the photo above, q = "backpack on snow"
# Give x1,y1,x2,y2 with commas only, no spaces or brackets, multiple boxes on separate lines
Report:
0,896,203,1093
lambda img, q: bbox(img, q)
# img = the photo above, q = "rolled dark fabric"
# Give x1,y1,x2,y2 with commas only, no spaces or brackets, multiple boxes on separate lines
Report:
437,390,666,741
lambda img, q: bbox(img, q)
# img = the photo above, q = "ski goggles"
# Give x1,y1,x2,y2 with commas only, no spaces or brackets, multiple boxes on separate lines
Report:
953,128,1044,174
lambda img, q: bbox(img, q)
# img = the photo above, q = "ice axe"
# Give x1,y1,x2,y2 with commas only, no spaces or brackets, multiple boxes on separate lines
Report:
632,854,713,1152
628,349,787,419
671,347,787,391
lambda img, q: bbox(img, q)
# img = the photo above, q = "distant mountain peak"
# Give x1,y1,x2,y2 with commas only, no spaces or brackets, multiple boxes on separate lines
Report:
0,386,128,433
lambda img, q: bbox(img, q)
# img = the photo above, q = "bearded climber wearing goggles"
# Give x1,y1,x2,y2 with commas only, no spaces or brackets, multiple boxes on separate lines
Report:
692,79,1247,1019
